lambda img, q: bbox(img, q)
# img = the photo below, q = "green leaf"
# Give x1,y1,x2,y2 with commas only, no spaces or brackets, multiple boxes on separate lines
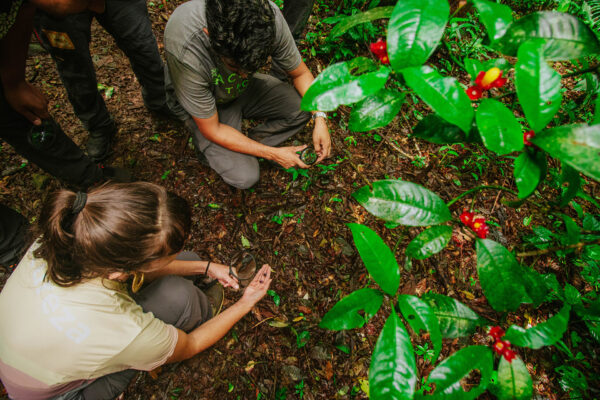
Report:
369,312,417,400
348,224,400,295
406,225,452,260
496,12,600,60
496,356,533,400
425,346,493,400
464,58,485,79
412,114,467,144
558,213,581,245
421,293,485,338
504,304,571,349
301,59,390,111
328,6,394,39
349,89,406,132
521,267,549,308
476,99,524,155
514,150,547,199
352,180,452,226
387,0,449,69
319,288,384,330
472,0,513,41
402,66,474,133
531,124,600,181
397,295,442,361
476,239,528,312
557,164,581,207
515,40,563,132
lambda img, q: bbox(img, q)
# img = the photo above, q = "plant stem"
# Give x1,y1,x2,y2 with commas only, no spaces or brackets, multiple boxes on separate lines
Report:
516,238,600,257
446,185,518,207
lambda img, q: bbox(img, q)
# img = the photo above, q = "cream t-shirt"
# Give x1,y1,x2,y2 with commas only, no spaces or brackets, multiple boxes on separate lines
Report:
0,243,178,399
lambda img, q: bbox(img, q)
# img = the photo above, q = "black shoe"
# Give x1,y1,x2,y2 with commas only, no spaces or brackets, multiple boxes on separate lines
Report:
87,127,115,162
99,164,133,183
148,103,179,120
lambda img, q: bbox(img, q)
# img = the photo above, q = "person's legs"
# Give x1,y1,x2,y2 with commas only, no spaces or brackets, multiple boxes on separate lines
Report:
239,74,310,146
185,109,261,190
0,205,29,269
0,84,105,189
34,11,116,161
78,252,212,399
96,0,168,113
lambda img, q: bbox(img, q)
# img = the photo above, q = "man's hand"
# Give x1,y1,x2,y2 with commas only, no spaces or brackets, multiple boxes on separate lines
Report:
5,81,49,125
312,119,331,163
271,145,310,169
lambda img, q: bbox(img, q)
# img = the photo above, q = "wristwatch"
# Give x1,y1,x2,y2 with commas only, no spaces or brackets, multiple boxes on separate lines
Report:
311,111,327,121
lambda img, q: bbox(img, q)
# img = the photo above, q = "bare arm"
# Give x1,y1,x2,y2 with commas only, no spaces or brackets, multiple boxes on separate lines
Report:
165,264,272,362
144,258,239,289
193,113,309,169
288,62,331,162
0,3,49,124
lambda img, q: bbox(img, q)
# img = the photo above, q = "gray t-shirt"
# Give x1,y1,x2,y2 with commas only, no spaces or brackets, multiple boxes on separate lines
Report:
164,0,302,120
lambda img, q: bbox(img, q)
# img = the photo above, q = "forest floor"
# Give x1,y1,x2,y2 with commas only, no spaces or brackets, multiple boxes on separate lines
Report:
1,1,599,399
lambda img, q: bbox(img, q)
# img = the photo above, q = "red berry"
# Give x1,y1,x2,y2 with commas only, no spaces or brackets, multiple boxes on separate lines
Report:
475,224,489,239
474,71,486,87
370,38,387,58
488,326,505,341
466,85,483,100
471,217,485,230
380,55,390,65
492,340,506,355
524,130,535,146
503,349,516,362
460,210,475,226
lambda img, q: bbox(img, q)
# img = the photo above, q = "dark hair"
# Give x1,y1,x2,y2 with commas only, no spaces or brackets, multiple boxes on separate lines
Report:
206,0,275,74
34,182,191,286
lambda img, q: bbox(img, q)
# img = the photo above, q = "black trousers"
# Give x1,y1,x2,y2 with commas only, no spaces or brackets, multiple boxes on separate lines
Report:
34,0,167,135
0,83,103,266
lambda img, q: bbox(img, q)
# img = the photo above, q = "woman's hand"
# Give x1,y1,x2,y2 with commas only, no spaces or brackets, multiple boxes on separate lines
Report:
207,262,239,289
240,264,272,307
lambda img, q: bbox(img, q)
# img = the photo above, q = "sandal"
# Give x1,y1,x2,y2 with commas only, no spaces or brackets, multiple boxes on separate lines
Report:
229,252,258,288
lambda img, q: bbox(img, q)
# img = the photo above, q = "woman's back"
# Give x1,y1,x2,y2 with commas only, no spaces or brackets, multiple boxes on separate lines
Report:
0,243,177,399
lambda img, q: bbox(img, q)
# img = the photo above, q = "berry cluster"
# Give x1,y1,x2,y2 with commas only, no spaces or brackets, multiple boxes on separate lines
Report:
489,326,516,362
369,38,390,65
523,130,535,146
459,210,489,239
466,67,508,100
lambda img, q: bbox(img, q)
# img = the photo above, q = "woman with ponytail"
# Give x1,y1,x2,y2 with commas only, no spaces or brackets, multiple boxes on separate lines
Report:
0,182,272,399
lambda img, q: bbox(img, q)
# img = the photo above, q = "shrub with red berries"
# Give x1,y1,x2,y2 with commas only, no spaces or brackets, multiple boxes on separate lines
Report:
459,210,489,239
489,326,516,362
369,38,390,65
523,130,535,146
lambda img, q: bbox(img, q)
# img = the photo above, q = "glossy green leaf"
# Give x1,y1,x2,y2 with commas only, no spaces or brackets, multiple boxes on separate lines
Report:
515,41,562,132
328,6,394,38
531,124,600,181
301,59,390,111
352,180,452,226
505,304,571,349
406,225,452,260
369,312,417,400
387,0,449,69
349,89,406,132
496,12,600,60
397,295,442,361
472,0,513,41
514,150,547,199
558,213,581,245
425,346,493,400
320,288,384,330
421,293,485,338
348,223,400,295
521,267,549,308
476,239,528,312
464,57,511,79
496,356,533,400
557,164,581,207
476,99,524,155
412,114,467,144
402,66,474,133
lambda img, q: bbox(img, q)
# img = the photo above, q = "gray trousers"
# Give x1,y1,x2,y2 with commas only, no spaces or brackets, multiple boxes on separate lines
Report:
187,73,310,189
54,252,212,400
34,0,167,136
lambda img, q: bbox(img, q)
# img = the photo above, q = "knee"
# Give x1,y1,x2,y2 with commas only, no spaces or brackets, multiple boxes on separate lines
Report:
221,164,260,190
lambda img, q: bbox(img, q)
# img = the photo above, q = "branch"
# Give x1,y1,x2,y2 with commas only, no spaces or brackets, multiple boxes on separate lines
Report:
446,185,518,207
516,238,600,257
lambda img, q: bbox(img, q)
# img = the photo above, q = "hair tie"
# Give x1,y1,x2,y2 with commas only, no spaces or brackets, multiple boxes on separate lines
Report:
71,192,88,214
